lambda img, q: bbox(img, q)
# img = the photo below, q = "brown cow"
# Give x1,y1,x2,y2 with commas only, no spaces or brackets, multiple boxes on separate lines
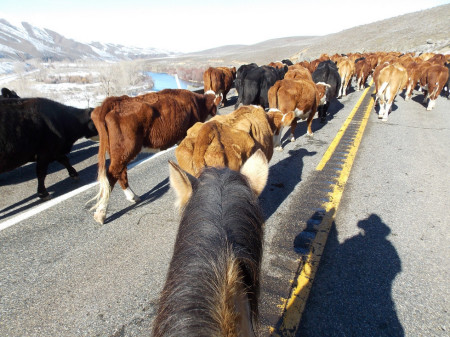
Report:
203,66,236,106
375,63,408,121
285,67,313,81
419,64,449,110
175,105,295,176
268,78,328,142
337,58,355,97
355,58,372,91
90,89,222,224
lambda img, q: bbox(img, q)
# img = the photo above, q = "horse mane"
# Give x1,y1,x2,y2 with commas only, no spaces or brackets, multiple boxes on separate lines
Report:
152,166,264,337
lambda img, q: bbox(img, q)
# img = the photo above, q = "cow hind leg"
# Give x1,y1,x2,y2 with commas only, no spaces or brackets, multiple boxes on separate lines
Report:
306,111,315,136
93,166,120,225
119,169,141,203
290,119,298,142
57,155,78,179
36,157,51,200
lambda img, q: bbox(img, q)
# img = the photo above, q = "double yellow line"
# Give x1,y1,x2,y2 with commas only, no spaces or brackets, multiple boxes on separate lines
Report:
271,83,376,336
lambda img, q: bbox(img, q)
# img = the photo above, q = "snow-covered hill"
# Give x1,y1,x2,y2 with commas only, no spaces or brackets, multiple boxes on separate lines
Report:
0,19,176,61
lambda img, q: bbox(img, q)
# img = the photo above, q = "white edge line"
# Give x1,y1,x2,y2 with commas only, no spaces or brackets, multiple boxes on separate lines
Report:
0,146,176,232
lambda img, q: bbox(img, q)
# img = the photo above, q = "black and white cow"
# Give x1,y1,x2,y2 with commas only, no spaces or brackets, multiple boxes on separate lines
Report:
235,65,287,109
0,97,98,199
312,61,341,122
1,88,20,99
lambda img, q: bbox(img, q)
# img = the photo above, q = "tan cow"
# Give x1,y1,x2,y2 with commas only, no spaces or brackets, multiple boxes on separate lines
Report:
175,105,295,176
337,58,355,97
419,64,449,110
268,78,328,142
90,89,222,224
203,66,236,106
375,64,408,121
285,67,313,81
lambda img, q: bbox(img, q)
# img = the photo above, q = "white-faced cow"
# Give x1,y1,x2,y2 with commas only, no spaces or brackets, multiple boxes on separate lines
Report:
90,89,221,224
268,78,328,144
0,98,98,199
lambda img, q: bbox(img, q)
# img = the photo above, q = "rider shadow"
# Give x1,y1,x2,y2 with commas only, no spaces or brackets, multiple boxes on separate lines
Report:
296,214,404,336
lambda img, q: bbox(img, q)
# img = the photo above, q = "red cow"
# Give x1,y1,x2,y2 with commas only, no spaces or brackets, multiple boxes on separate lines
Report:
203,66,236,106
90,89,221,224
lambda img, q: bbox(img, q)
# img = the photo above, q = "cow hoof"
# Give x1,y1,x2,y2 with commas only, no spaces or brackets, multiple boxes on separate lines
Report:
307,132,314,137
128,195,141,203
71,175,80,181
290,137,295,142
275,146,283,152
426,107,433,111
94,211,106,224
38,192,51,200
382,117,388,122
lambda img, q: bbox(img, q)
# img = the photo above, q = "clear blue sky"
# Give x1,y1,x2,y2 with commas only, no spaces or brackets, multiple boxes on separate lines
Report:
0,0,448,52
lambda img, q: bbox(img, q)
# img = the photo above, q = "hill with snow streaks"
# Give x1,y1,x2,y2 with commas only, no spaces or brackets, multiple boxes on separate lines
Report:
0,19,176,61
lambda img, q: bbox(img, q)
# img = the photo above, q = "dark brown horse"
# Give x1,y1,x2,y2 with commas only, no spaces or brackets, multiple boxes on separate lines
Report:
153,150,269,337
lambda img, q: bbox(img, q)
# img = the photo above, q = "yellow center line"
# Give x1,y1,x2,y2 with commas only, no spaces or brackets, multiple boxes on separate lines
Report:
271,89,376,336
316,80,373,171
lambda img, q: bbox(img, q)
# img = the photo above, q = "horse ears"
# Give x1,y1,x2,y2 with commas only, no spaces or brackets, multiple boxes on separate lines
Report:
240,149,269,196
168,160,195,210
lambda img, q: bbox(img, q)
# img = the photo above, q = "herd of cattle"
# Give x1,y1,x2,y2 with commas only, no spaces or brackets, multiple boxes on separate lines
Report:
1,50,449,336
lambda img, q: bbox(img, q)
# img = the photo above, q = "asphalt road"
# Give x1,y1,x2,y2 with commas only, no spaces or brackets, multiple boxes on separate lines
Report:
0,85,448,336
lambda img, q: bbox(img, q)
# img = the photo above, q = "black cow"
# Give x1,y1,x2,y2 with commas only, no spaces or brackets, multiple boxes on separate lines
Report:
312,61,341,122
0,98,98,199
1,88,20,99
281,59,294,66
444,63,450,99
235,65,287,109
234,63,258,103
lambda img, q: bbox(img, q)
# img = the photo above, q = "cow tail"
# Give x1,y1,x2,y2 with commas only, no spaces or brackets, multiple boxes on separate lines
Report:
428,82,440,100
377,81,389,103
268,82,280,109
89,104,111,212
204,70,213,93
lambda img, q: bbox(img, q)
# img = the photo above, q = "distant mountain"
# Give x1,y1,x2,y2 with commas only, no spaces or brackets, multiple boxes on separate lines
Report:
0,19,176,61
169,4,450,66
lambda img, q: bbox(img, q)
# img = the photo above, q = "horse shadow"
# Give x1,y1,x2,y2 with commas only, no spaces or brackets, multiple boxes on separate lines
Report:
293,214,404,336
259,148,316,220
